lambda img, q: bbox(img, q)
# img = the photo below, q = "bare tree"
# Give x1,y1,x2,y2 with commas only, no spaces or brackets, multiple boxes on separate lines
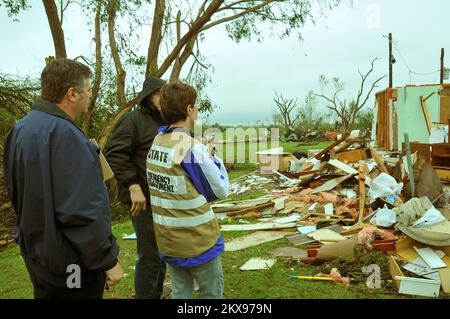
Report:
2,0,345,146
81,0,103,134
98,0,344,147
315,57,386,133
42,0,67,59
273,92,297,137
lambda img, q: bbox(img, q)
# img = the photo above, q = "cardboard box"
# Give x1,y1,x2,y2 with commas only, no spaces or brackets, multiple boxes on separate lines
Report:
256,147,297,174
336,148,368,163
90,139,114,182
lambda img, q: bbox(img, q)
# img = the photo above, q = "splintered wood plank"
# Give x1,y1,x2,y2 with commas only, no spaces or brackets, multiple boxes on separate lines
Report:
239,258,276,271
331,216,346,225
358,164,366,224
420,96,432,135
341,164,372,236
388,256,405,289
287,235,318,246
336,149,368,163
225,231,285,252
369,147,389,173
313,135,347,160
226,201,273,217
307,229,348,242
269,247,308,260
395,237,420,262
396,276,441,298
438,268,450,293
414,246,447,269
328,159,372,186
286,224,344,246
434,167,450,182
220,222,296,232
311,174,354,194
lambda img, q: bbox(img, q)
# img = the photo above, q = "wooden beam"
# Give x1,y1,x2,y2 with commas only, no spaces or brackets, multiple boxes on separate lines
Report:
358,164,366,224
423,91,436,102
420,96,433,135
441,48,445,85
311,174,355,194
336,148,367,163
328,159,372,186
289,170,321,178
404,133,416,197
340,164,372,235
313,134,348,160
226,201,273,217
369,147,389,173
434,167,450,182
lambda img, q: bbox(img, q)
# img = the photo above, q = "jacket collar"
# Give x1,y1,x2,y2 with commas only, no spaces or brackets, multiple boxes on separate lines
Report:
159,125,193,137
31,99,84,134
140,100,165,124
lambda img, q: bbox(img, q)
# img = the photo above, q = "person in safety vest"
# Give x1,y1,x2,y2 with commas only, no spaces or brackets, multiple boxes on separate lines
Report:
146,81,229,299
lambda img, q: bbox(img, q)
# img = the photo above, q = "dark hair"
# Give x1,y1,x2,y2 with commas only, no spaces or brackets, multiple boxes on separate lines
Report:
160,81,197,124
40,58,92,103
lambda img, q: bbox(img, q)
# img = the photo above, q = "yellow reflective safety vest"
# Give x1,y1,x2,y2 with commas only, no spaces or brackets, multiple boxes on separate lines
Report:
146,129,220,258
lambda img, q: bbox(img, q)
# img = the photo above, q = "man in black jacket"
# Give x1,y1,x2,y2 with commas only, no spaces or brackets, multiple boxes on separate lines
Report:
3,59,123,299
105,77,166,299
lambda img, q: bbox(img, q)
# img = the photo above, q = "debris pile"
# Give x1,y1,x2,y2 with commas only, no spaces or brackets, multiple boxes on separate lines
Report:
215,130,450,297
228,174,273,195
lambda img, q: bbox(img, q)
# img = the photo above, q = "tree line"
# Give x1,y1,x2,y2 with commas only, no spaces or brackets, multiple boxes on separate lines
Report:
0,0,345,237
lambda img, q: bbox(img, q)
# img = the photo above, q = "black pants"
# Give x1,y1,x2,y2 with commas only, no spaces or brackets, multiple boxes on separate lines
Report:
30,271,106,299
131,208,166,299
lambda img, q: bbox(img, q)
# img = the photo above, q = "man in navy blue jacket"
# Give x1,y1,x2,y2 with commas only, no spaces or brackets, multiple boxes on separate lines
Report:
3,59,123,299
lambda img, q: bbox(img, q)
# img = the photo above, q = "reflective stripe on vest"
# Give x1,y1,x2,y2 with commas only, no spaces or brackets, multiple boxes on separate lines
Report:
146,168,187,195
151,194,207,210
152,209,215,227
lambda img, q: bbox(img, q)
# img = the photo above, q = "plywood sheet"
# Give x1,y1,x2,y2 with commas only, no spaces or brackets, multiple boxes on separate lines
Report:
225,231,285,252
307,228,348,243
328,159,372,186
311,174,354,194
438,268,450,293
414,247,447,269
239,258,276,271
269,247,308,260
388,256,405,289
440,95,450,123
220,222,296,232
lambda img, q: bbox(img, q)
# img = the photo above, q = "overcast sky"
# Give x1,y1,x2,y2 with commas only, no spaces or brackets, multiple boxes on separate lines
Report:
1,0,449,125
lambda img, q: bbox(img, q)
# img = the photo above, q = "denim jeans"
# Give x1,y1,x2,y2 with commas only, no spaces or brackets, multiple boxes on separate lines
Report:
131,208,166,299
167,256,224,299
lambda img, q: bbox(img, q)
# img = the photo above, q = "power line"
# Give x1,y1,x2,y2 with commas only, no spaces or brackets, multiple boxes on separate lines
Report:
392,40,440,83
392,40,413,83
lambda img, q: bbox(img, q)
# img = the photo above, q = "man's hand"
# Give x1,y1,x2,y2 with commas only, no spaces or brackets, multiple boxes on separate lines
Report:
129,184,146,217
105,262,124,287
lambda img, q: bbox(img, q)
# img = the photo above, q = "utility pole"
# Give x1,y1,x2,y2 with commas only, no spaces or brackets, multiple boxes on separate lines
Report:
389,33,393,88
441,48,445,84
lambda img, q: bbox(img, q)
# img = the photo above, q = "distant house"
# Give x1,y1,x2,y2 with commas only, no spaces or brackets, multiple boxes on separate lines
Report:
372,83,450,150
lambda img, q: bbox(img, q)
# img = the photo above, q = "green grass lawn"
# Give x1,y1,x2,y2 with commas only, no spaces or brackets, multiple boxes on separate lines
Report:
0,140,429,299
217,140,330,165
222,140,331,180
0,221,415,299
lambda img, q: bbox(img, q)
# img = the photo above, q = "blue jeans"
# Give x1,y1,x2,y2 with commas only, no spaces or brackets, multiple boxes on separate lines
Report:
131,208,166,299
168,256,224,299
